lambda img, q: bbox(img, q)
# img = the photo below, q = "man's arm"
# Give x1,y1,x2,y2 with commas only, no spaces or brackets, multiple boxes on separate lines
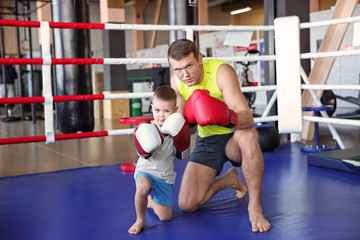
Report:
170,75,186,115
170,75,197,135
217,64,254,130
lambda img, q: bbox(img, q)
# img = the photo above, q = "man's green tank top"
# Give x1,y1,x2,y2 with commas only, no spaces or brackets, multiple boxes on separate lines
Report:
175,59,233,138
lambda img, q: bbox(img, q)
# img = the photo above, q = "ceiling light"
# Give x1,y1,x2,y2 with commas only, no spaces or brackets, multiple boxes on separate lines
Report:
230,7,252,15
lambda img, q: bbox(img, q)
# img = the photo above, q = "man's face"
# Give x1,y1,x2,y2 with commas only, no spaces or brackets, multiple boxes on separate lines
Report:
169,53,203,87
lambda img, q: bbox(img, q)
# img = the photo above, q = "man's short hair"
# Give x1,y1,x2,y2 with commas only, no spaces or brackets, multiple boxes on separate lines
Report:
167,39,199,61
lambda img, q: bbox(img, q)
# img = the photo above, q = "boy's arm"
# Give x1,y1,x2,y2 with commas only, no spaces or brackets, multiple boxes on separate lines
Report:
161,113,191,159
134,121,164,159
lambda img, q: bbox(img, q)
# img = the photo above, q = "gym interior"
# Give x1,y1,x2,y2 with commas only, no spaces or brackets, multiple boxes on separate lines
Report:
0,1,359,239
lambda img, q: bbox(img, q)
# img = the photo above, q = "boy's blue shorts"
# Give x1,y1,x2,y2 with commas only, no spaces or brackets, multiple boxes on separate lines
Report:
135,172,173,207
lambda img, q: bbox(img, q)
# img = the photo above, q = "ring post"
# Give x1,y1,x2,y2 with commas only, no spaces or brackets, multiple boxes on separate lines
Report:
40,21,55,143
274,16,302,134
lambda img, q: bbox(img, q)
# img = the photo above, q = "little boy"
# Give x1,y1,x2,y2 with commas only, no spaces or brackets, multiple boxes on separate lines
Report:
128,85,190,235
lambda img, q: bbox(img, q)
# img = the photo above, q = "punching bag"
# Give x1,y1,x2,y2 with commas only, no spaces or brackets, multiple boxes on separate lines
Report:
52,0,94,133
254,123,280,152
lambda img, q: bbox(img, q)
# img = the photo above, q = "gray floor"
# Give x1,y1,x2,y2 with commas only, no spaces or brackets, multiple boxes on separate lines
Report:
0,108,359,177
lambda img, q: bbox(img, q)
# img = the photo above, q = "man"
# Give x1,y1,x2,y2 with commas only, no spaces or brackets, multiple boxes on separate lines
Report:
168,39,270,232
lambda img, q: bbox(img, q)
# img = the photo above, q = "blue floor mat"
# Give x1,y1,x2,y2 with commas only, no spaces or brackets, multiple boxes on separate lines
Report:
0,143,359,240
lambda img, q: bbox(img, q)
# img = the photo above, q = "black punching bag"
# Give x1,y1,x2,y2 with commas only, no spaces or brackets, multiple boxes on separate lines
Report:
255,124,280,152
52,0,94,133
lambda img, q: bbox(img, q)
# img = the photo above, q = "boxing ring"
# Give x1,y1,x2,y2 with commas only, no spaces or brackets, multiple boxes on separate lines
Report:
0,16,360,240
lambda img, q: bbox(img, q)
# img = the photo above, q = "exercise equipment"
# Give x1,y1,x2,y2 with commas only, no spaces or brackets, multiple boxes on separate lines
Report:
308,147,360,174
118,116,154,125
334,89,360,119
120,161,136,172
254,123,280,152
321,90,337,117
53,0,94,134
301,106,338,152
236,49,261,108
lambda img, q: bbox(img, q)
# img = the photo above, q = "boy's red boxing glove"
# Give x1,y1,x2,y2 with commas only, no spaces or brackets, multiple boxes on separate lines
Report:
133,120,164,159
185,89,238,128
161,113,191,159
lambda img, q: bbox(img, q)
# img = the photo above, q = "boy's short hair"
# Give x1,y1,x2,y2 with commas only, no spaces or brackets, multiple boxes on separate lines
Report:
153,85,177,104
167,39,199,61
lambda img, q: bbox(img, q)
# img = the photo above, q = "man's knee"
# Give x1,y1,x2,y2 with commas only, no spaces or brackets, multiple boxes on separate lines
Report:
235,127,258,141
178,195,200,212
178,200,199,212
233,128,259,149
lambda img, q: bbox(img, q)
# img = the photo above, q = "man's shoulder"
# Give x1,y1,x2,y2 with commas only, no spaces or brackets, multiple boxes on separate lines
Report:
203,59,229,71
203,58,228,64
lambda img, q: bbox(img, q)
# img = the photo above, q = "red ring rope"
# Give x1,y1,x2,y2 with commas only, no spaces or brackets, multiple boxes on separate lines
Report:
0,58,104,65
119,116,154,125
0,94,105,105
0,131,109,145
0,19,105,29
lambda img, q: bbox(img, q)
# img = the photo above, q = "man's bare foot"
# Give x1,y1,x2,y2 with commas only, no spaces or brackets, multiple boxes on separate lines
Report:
224,168,248,198
128,219,145,235
248,208,271,232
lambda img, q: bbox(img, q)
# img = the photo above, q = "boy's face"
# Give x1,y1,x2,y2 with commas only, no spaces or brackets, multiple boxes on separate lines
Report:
168,53,203,87
151,98,177,127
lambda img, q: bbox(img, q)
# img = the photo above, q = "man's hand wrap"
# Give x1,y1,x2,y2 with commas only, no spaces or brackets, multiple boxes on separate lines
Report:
184,89,238,128
161,113,191,159
133,120,164,159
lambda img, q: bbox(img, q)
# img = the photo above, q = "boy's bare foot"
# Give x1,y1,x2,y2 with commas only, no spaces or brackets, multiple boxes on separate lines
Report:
224,168,248,198
248,207,271,232
128,219,145,235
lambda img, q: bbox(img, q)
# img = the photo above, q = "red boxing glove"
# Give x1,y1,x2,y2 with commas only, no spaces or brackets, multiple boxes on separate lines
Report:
133,120,164,159
184,93,197,127
186,89,238,128
161,113,191,159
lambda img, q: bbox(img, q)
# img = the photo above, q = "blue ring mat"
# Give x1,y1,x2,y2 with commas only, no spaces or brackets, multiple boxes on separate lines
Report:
0,143,359,240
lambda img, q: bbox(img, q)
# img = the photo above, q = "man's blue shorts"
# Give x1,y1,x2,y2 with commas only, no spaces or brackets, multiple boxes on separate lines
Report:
189,133,241,176
135,172,173,207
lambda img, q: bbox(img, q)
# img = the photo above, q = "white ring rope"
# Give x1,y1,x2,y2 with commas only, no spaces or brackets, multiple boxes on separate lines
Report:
104,15,360,32
240,85,277,93
300,15,360,29
108,129,136,136
261,90,278,119
303,116,360,127
301,49,360,59
104,92,154,100
302,84,360,90
254,116,279,124
101,49,360,66
104,23,274,31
